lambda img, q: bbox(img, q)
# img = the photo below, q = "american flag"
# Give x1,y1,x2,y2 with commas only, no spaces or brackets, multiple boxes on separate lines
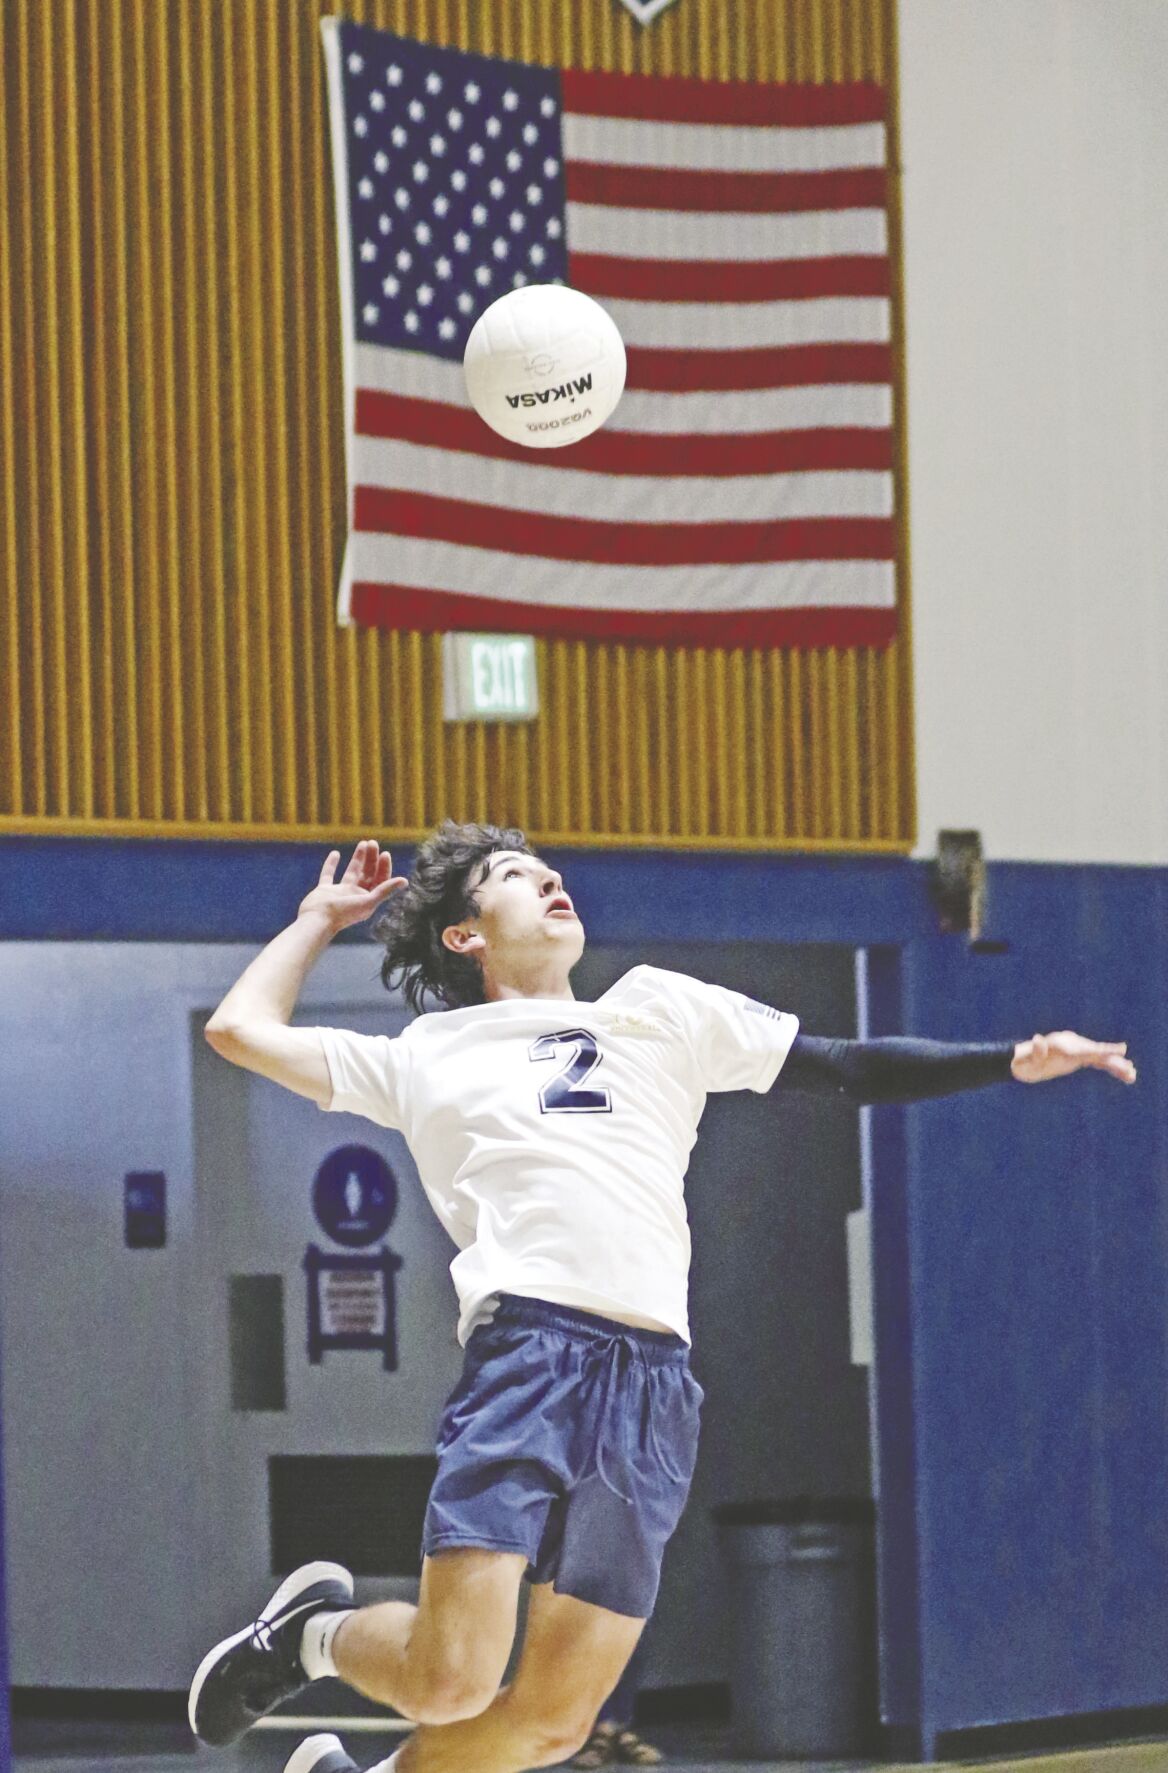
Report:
322,19,897,648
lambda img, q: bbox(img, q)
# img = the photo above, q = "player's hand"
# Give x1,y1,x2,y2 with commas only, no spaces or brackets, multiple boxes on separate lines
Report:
1011,1031,1136,1085
298,840,407,932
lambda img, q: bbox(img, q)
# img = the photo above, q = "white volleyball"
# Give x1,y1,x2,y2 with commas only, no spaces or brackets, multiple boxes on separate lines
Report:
463,284,626,449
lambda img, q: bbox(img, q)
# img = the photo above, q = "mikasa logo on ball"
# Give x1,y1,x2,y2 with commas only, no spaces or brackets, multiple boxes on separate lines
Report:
506,374,593,410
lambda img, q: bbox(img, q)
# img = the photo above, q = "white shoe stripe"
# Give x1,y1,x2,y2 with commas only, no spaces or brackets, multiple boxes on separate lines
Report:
261,1561,354,1626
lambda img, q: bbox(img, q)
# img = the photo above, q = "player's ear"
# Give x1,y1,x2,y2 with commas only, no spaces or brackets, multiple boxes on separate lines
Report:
442,922,486,958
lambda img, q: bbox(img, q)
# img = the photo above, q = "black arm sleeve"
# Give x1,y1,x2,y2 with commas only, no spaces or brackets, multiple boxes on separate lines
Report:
782,1032,1016,1104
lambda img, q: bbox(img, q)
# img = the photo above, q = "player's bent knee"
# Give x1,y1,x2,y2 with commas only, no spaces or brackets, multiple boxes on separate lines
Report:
399,1664,500,1726
501,1691,598,1765
524,1717,596,1767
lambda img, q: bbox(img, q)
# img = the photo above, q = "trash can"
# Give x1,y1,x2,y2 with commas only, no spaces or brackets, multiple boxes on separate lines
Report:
711,1495,877,1759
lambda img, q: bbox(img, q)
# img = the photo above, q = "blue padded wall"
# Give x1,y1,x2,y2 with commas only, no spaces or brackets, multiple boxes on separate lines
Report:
898,866,1168,1751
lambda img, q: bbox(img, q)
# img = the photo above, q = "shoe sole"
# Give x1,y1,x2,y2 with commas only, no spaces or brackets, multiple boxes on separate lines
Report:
284,1733,358,1773
187,1560,354,1741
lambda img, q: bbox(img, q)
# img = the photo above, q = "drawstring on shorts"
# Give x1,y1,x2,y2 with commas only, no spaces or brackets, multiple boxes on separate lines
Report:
584,1331,688,1505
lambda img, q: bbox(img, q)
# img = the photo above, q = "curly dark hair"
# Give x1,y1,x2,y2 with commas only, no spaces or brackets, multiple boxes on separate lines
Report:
370,818,534,1014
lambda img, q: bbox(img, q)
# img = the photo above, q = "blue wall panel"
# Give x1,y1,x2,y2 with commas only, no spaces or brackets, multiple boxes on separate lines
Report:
0,837,930,948
900,866,1168,1746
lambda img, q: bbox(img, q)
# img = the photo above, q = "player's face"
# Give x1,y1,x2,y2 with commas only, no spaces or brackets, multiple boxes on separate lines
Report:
470,849,585,960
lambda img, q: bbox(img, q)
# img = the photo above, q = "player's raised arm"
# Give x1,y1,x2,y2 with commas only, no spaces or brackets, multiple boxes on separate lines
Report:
204,841,406,1105
781,1029,1136,1105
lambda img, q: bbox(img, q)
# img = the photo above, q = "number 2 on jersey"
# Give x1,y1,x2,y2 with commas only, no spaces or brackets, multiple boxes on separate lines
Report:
529,1028,612,1115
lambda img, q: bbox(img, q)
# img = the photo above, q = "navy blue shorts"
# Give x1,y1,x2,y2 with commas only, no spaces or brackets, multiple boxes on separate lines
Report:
421,1295,704,1619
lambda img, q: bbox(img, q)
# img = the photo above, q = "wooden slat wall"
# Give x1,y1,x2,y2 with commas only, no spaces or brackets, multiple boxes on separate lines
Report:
0,0,915,852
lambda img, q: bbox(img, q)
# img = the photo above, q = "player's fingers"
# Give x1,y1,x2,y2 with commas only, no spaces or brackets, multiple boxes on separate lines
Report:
343,838,370,879
319,849,340,884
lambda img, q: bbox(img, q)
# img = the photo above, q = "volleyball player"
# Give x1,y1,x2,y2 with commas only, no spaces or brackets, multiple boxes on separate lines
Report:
187,825,1135,1773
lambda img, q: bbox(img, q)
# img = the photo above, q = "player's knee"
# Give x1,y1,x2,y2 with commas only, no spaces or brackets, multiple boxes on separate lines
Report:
401,1659,499,1725
505,1690,599,1765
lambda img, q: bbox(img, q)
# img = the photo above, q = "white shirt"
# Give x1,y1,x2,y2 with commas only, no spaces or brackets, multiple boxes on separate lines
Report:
317,964,798,1346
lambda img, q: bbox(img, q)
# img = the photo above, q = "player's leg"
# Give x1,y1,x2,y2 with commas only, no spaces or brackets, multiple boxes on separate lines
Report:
190,1299,558,1750
189,1545,526,1747
281,1580,646,1773
331,1545,527,1721
280,1300,702,1773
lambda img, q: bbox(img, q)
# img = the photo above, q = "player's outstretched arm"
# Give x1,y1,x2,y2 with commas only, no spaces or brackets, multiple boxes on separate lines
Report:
782,1029,1135,1105
204,840,406,1105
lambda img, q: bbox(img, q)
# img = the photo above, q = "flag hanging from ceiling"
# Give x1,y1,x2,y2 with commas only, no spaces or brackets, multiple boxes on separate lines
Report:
321,18,898,648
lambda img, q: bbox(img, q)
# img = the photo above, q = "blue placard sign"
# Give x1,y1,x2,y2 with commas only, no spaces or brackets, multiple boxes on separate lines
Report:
312,1145,398,1248
125,1171,166,1249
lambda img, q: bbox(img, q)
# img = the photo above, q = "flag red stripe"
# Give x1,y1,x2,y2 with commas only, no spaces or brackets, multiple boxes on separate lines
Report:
356,390,894,474
565,160,886,216
352,582,897,649
560,68,886,129
625,342,892,392
354,488,893,565
572,251,890,303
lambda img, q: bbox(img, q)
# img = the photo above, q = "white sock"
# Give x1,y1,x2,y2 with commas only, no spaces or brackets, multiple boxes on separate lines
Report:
299,1607,352,1681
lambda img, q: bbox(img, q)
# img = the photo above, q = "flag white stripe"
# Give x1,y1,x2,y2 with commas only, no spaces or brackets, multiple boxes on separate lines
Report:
356,344,473,404
604,294,890,351
563,113,887,175
354,438,894,521
566,202,887,262
610,384,893,433
349,533,895,611
353,344,894,433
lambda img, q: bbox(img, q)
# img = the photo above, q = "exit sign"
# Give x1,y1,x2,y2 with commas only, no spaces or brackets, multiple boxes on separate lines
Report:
442,633,539,722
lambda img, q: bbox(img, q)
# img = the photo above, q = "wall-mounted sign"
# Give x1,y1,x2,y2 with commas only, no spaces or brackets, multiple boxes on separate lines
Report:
304,1245,404,1371
312,1145,397,1248
124,1171,166,1249
443,632,539,722
615,0,682,23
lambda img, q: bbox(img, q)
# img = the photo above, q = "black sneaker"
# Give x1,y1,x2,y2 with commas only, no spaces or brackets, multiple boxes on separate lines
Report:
284,1734,360,1773
188,1559,354,1746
